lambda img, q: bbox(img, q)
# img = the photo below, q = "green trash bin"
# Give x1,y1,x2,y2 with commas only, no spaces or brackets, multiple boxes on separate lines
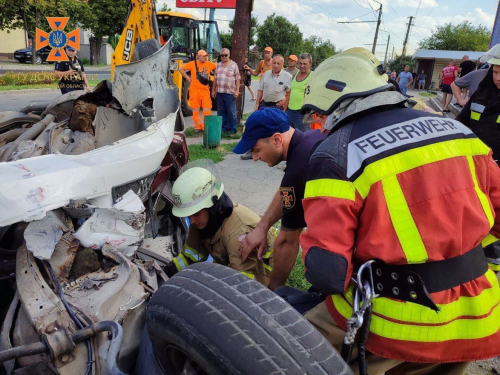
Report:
203,115,222,149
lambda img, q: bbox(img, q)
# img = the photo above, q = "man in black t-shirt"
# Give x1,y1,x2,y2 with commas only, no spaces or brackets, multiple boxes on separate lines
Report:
233,108,327,290
459,55,476,77
54,46,90,94
458,55,477,101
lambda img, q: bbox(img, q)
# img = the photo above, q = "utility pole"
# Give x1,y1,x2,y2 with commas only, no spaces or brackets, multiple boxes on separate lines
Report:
338,2,382,54
372,2,382,54
232,0,252,124
401,16,413,61
384,34,390,67
391,46,395,61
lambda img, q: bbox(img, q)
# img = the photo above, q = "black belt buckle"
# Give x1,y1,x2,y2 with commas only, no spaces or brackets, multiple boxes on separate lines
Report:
371,261,439,311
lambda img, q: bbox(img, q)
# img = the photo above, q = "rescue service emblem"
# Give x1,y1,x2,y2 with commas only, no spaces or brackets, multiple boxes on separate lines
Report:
280,187,295,209
173,194,182,206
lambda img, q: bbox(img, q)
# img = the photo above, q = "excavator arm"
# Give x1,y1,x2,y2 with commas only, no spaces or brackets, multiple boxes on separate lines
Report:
111,0,159,80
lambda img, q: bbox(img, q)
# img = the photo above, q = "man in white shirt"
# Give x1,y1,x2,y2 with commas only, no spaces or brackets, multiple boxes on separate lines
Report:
254,55,292,111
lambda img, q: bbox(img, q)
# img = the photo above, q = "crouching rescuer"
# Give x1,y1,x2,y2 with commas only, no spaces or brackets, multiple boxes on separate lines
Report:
164,160,275,286
298,49,500,374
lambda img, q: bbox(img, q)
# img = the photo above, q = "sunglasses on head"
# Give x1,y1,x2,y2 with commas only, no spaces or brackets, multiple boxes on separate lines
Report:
220,54,228,57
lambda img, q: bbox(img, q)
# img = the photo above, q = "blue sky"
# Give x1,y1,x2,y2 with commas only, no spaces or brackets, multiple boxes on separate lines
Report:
159,0,498,60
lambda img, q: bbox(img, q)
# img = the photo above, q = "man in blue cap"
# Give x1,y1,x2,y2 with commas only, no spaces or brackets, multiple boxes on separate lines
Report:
234,107,326,290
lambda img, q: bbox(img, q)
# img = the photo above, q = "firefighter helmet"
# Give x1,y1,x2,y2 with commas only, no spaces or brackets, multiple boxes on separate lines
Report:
171,159,224,218
301,48,391,115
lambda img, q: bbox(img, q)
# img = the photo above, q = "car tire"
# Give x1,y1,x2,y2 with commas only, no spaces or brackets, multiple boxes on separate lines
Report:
134,39,161,61
147,263,352,375
35,55,43,64
181,79,193,117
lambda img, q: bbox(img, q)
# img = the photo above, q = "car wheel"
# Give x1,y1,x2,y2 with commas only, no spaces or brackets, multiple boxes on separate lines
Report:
147,263,352,375
35,55,43,64
134,39,161,61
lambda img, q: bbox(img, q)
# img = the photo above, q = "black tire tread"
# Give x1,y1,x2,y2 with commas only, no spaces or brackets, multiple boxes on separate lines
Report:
134,39,161,61
148,263,351,375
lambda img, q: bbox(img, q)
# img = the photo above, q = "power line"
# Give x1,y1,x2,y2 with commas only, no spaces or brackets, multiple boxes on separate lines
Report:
385,0,402,17
307,0,341,18
352,0,371,10
381,19,404,41
423,0,438,21
414,0,423,19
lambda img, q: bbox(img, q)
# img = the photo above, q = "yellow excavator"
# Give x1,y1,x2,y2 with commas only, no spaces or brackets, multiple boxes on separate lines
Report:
111,1,222,116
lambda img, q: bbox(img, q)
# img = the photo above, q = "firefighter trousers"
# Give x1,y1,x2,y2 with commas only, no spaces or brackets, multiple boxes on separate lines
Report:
188,88,212,130
304,301,470,375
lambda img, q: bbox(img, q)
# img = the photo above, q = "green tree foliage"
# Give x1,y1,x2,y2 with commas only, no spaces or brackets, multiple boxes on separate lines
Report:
256,13,302,56
158,4,172,12
82,0,128,64
389,55,416,76
220,32,232,49
302,36,337,66
419,21,490,51
0,0,90,37
229,15,258,46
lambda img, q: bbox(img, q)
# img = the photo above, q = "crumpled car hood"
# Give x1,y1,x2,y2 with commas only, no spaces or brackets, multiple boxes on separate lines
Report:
113,38,179,117
0,111,177,227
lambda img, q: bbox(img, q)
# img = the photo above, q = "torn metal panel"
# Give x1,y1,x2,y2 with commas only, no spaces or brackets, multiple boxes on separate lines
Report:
0,110,177,227
73,191,145,256
48,233,80,280
15,244,88,372
93,106,139,148
24,211,72,260
138,234,175,265
113,39,179,118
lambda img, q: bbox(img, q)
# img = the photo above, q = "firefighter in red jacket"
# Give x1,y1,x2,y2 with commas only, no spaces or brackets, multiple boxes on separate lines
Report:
299,49,500,374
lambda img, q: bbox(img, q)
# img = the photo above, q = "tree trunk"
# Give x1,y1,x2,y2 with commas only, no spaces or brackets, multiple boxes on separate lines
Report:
232,0,252,125
31,6,37,65
89,37,102,65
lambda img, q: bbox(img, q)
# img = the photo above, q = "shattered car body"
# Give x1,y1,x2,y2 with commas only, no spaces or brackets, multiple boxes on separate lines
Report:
0,39,189,374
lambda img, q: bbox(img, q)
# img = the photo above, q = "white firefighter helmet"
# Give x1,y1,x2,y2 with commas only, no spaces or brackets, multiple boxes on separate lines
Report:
171,159,224,218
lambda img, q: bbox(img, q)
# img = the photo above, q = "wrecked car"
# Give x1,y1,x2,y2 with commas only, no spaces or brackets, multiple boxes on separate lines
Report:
0,39,191,374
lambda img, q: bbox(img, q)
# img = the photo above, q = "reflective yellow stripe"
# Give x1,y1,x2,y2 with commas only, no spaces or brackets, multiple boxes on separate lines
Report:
332,270,500,341
467,156,494,228
173,254,189,271
471,111,481,121
353,138,490,199
240,271,255,279
382,176,428,263
497,115,500,124
263,249,273,259
490,263,500,271
183,248,203,262
304,178,356,201
482,234,499,247
263,263,273,272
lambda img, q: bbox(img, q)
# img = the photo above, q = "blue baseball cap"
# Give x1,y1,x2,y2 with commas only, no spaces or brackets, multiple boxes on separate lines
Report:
66,46,76,51
233,108,290,154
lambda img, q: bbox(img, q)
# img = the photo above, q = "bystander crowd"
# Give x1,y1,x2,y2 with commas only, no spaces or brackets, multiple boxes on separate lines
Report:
286,53,313,132
285,55,299,77
439,59,459,112
179,49,216,133
396,65,413,95
211,48,240,135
